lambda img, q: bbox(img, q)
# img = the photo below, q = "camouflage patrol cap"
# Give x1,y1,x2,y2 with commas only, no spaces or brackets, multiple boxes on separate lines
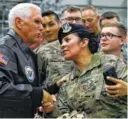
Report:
58,23,89,44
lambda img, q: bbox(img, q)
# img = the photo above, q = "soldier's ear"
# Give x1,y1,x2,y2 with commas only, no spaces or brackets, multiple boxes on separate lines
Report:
120,37,125,46
15,17,24,29
80,38,88,48
57,20,62,27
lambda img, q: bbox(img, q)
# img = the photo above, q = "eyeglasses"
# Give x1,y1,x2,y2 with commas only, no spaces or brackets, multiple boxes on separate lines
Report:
61,17,82,23
82,18,96,23
100,33,122,40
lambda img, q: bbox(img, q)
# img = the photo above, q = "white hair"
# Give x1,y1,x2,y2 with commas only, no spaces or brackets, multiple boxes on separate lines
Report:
8,3,41,27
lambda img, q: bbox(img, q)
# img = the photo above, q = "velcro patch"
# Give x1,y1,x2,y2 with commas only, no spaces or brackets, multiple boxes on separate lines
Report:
0,53,9,65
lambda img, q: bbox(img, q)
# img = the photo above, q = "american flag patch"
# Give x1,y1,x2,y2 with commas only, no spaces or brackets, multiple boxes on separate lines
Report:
0,53,9,65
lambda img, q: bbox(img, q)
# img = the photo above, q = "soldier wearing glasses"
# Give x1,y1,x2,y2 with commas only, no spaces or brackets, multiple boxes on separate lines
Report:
100,22,127,62
99,21,128,101
61,6,83,24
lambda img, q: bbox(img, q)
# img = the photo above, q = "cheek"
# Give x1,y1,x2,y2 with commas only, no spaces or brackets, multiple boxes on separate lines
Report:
69,44,81,55
28,30,35,37
92,22,97,27
109,39,119,45
106,40,120,49
113,40,122,47
26,25,35,34
52,27,59,32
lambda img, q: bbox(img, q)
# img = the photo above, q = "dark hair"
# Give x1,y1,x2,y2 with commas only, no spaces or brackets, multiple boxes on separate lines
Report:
88,35,99,54
42,10,60,21
100,11,120,27
76,32,99,54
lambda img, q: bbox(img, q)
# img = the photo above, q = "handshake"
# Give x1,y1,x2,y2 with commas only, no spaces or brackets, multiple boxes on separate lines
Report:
37,76,68,113
34,90,56,118
38,90,56,113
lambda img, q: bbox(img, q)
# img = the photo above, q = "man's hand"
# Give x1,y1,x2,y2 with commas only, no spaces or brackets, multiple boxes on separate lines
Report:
56,76,68,86
41,90,56,113
105,76,128,97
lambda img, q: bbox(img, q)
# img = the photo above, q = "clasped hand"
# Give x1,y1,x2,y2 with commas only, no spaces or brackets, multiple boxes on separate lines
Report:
38,90,56,113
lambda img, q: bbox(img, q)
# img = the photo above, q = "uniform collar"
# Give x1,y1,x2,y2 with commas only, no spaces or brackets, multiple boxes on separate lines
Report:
7,29,30,53
71,53,102,79
82,53,102,74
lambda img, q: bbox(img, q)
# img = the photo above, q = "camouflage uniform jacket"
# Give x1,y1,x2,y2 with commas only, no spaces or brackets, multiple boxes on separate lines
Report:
54,53,127,118
37,40,73,86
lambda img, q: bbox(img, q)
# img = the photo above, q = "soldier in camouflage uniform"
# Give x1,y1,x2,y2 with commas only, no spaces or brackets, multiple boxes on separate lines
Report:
37,11,73,86
99,12,127,63
52,23,127,118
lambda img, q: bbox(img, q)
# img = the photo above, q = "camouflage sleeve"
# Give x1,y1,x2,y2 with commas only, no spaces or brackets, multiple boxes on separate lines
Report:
37,53,48,86
54,75,71,117
115,58,127,82
101,54,127,82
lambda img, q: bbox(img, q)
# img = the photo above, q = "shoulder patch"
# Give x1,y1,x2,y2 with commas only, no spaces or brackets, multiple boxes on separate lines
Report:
0,53,9,65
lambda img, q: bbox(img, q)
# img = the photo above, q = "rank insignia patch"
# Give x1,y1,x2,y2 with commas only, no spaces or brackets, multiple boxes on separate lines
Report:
62,23,72,33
